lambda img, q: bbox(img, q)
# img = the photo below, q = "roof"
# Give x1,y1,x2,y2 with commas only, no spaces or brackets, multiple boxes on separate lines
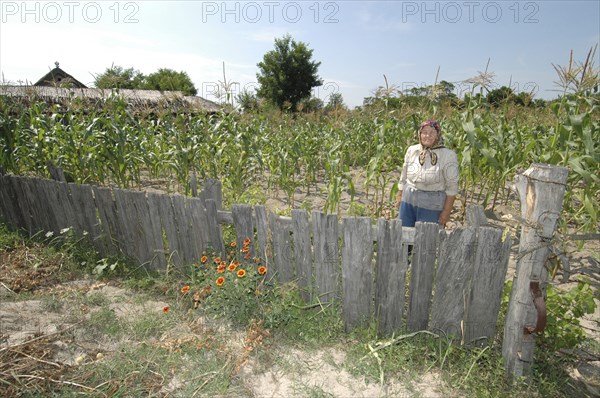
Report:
34,63,88,88
0,85,221,112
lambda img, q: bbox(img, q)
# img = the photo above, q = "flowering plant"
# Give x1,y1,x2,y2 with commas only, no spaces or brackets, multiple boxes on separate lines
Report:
192,238,271,325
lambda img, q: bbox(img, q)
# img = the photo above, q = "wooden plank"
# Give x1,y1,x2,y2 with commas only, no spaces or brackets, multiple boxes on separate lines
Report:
464,226,512,345
188,197,207,262
0,176,24,229
148,192,182,269
292,209,312,302
201,178,222,210
465,204,488,228
270,213,294,283
232,204,255,259
53,181,80,235
312,211,339,304
12,176,37,235
254,206,270,267
69,183,107,255
342,216,373,332
39,179,69,235
406,222,440,332
22,177,52,235
430,227,476,340
113,189,144,264
128,190,165,271
171,194,195,266
205,198,225,256
375,218,406,335
93,186,122,256
0,176,10,225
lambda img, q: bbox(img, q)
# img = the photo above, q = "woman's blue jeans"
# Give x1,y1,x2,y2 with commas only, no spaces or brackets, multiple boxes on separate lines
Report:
398,201,441,227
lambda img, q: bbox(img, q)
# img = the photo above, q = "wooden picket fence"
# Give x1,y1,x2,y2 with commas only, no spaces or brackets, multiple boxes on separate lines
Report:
0,175,511,342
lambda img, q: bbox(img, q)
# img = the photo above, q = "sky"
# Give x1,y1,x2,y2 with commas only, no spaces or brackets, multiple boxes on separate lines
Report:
0,0,599,108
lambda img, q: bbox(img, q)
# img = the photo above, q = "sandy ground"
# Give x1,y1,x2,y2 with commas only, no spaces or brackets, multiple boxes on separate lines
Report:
0,281,449,397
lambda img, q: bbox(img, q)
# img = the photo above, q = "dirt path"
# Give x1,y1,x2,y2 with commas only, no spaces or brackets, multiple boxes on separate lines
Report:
0,279,449,397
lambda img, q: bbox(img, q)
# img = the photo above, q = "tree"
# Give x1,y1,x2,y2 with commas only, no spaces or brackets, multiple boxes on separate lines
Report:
256,34,323,111
236,89,260,112
143,68,197,96
326,92,345,110
486,86,515,106
94,65,145,89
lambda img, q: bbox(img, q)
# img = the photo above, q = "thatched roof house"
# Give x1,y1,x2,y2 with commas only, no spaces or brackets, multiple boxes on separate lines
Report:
2,64,221,113
34,62,88,88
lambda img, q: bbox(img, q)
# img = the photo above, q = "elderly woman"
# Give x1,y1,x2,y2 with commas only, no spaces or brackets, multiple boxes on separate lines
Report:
396,120,459,228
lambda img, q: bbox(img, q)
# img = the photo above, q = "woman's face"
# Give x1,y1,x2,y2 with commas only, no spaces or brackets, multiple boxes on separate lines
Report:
420,125,439,147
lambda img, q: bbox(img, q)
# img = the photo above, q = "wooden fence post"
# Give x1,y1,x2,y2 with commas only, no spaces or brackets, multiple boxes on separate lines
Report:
502,164,568,379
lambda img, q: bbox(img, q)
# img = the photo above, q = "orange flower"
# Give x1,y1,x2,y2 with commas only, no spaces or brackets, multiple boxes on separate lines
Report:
181,285,190,294
241,246,250,253
200,255,208,263
243,238,251,246
258,266,267,275
216,277,225,286
217,265,226,273
220,261,227,267
244,254,251,260
162,305,170,314
237,269,247,278
214,257,222,264
227,263,238,272
230,241,237,247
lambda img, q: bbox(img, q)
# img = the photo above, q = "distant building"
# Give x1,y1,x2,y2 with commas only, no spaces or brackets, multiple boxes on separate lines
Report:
34,62,88,88
2,63,220,113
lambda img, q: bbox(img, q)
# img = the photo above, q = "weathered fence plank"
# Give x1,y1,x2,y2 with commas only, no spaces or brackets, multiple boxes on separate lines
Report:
188,197,208,262
232,204,254,257
39,179,69,235
129,190,165,271
93,186,122,254
270,212,294,283
70,183,107,255
292,209,312,302
205,198,225,256
312,211,339,304
0,176,26,231
375,218,406,335
113,189,146,265
430,228,476,339
342,217,373,332
406,222,440,332
53,181,78,237
254,206,271,268
0,176,12,226
170,195,196,266
200,178,222,210
464,226,512,345
148,192,182,268
22,177,51,234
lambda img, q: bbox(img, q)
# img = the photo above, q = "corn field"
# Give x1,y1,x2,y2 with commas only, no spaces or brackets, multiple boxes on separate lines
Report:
0,90,598,233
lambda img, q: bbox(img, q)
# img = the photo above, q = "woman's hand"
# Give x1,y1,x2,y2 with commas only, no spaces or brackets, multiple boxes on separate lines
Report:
439,195,456,227
439,209,451,226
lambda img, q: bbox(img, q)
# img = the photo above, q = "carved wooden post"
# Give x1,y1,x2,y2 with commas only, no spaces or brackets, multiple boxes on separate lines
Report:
502,164,568,378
